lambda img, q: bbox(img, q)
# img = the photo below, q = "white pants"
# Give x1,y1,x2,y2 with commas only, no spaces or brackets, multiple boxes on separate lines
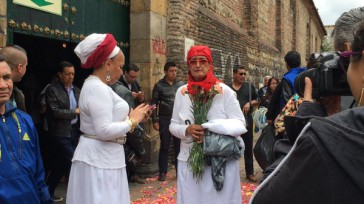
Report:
66,161,130,204
177,159,242,204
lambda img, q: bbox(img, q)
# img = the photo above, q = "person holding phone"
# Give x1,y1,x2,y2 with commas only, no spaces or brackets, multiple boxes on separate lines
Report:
119,64,145,107
67,33,151,204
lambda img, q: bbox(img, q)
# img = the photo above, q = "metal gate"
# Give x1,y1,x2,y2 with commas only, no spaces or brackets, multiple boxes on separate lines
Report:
7,0,130,59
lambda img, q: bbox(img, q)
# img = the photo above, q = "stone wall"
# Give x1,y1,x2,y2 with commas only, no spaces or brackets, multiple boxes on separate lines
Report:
0,0,6,47
166,0,326,86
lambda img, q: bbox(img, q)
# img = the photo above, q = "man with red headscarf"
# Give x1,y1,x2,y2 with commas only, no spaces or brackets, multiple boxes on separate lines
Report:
170,45,246,204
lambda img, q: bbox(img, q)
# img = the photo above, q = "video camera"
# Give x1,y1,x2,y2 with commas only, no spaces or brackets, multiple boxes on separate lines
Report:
294,52,352,99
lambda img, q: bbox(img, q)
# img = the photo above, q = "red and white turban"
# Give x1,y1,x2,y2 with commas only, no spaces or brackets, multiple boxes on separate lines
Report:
74,33,120,69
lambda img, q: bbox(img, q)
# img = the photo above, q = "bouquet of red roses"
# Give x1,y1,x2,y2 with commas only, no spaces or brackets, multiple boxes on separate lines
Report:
182,81,222,181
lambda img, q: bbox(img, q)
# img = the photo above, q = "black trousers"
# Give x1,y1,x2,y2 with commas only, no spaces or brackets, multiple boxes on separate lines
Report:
158,117,180,174
242,115,254,176
47,125,78,195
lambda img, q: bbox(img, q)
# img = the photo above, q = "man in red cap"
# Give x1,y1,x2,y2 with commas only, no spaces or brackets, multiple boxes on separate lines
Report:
170,45,246,204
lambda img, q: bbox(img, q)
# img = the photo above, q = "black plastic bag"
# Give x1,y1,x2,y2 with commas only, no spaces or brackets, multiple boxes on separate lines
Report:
253,125,275,170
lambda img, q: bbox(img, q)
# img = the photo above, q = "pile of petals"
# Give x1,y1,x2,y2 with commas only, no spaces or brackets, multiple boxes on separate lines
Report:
131,174,258,204
241,182,258,204
131,173,177,204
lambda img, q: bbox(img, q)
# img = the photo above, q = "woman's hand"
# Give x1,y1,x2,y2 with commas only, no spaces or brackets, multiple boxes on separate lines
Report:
186,124,205,144
129,103,151,124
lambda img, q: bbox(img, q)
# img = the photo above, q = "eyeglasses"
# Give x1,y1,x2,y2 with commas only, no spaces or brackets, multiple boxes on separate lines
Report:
127,73,137,79
188,59,209,66
238,73,247,76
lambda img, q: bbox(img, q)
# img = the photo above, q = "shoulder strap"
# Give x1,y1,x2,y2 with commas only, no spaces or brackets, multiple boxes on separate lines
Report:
248,82,252,102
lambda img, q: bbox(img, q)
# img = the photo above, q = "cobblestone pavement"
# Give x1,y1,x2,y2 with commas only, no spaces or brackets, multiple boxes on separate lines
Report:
55,132,263,204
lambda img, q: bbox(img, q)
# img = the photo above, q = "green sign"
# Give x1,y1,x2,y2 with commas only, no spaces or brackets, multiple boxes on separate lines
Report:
13,0,62,16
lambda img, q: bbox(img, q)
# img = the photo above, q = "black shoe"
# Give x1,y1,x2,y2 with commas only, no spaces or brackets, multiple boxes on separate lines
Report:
158,173,166,181
51,195,64,202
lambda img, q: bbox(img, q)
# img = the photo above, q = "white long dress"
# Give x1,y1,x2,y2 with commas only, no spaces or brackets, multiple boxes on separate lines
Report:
169,83,247,204
66,75,132,204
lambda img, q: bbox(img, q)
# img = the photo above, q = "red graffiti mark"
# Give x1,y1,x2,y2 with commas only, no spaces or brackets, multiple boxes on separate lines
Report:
152,38,166,55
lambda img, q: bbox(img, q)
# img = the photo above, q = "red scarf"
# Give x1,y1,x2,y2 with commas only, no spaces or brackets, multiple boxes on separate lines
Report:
82,33,117,69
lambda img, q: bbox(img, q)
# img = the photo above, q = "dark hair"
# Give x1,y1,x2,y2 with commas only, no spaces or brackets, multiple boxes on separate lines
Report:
267,77,279,93
164,62,177,71
268,77,279,87
284,51,301,68
233,66,246,73
58,61,74,73
125,64,140,72
351,20,364,62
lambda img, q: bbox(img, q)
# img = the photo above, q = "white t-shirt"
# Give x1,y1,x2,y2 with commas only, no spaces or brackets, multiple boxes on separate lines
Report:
72,75,131,169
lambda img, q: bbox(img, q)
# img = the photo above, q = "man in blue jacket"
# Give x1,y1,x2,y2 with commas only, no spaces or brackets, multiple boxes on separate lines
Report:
0,55,51,203
280,51,306,108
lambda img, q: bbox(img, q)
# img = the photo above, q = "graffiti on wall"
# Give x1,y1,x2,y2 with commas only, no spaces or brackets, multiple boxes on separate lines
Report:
211,48,242,83
152,38,166,55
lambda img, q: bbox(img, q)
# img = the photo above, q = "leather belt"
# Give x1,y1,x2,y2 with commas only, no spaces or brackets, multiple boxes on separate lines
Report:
82,134,127,145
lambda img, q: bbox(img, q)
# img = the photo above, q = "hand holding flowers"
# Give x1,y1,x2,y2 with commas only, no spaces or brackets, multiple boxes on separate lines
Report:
182,82,223,181
186,124,205,144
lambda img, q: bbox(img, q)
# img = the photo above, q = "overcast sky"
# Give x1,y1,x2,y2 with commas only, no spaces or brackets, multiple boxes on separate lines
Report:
312,0,364,25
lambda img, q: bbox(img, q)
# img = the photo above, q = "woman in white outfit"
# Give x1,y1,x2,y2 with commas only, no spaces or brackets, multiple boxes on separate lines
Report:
66,33,151,204
169,45,247,204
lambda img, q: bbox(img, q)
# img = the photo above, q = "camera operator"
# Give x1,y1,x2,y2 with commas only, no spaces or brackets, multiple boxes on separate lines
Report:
260,6,364,182
333,7,364,109
250,20,364,204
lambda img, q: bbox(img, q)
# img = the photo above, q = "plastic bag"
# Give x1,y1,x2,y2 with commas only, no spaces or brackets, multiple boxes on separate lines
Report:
252,107,268,131
253,125,275,170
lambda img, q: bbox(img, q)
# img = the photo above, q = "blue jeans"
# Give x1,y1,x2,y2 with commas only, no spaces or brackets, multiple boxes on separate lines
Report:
158,117,180,174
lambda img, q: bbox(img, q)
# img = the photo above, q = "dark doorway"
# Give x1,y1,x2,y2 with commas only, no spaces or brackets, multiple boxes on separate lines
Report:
13,33,92,122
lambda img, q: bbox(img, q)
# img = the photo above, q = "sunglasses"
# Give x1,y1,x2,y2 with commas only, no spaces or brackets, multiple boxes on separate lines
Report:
238,72,247,76
339,51,362,58
188,59,209,66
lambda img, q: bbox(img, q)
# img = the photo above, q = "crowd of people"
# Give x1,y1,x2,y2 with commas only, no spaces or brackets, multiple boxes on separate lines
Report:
0,6,364,204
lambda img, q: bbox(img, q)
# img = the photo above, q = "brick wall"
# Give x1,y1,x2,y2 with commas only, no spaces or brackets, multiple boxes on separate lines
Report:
0,0,6,47
167,0,325,85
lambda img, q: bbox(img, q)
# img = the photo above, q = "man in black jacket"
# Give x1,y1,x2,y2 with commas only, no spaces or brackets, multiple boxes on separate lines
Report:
151,62,184,181
45,61,80,202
